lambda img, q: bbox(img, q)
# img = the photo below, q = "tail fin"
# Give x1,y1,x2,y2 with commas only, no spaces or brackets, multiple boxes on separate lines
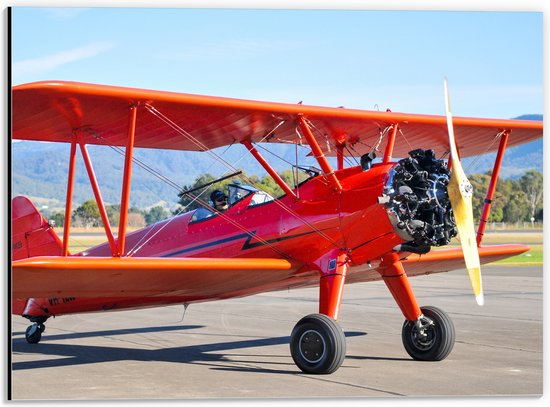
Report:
12,196,64,261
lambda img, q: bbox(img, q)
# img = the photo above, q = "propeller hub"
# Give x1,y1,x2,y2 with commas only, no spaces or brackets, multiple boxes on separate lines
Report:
460,179,474,198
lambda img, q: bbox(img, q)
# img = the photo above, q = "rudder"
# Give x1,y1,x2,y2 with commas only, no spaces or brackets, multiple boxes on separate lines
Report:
12,196,64,261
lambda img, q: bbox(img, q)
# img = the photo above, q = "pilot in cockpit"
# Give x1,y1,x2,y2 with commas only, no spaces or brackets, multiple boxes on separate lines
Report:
191,189,229,222
210,190,229,212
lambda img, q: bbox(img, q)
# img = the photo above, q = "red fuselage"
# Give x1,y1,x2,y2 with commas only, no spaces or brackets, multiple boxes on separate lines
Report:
86,163,402,265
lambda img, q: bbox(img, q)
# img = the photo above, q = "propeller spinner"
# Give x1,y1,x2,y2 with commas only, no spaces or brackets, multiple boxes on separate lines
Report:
444,79,484,306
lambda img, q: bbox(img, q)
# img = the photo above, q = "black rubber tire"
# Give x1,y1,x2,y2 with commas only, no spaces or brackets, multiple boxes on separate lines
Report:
402,306,455,361
290,313,346,374
25,324,42,344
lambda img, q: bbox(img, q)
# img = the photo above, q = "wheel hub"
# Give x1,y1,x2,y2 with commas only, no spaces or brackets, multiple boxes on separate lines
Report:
27,324,39,336
411,316,436,350
299,329,326,363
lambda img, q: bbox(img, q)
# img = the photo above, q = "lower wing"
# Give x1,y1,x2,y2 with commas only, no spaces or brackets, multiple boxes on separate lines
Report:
12,244,527,299
345,244,529,284
402,244,529,276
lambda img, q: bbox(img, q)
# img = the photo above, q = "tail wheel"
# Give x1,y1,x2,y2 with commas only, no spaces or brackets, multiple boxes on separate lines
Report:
25,323,44,344
290,313,346,374
402,306,455,361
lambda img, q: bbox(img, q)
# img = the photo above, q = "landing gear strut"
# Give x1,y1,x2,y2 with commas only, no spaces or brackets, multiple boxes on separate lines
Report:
290,313,346,374
380,254,455,361
290,250,349,374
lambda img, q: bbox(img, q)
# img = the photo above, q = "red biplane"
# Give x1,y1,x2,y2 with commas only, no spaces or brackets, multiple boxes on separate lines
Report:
11,80,542,374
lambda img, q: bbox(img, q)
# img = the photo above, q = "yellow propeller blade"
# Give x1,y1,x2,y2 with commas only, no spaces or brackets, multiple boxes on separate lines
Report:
444,79,484,306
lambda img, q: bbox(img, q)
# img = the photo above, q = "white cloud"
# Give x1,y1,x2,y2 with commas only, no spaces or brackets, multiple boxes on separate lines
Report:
45,8,90,21
13,42,117,77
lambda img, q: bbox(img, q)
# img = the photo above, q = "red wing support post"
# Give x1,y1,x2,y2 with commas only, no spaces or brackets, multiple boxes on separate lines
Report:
62,134,78,256
297,117,342,192
117,105,138,256
476,131,510,246
383,124,399,164
242,140,298,200
61,105,138,258
78,137,117,256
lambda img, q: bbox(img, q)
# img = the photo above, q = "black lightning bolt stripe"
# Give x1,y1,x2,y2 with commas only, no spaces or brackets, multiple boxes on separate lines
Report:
161,230,318,258
161,232,254,257
241,230,317,250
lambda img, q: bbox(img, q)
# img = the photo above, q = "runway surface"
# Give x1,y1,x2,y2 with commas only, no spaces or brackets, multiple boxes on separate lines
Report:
10,265,543,400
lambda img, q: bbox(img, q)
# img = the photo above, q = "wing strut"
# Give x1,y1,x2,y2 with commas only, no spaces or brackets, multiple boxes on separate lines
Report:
117,105,138,257
78,138,117,255
62,134,78,256
297,117,342,192
476,131,510,246
242,140,298,200
382,124,399,163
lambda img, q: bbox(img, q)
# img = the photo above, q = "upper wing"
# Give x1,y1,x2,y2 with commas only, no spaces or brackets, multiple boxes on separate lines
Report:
12,81,542,158
12,256,309,299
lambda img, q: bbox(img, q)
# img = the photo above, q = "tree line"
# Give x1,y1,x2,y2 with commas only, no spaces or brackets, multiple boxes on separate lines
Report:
48,202,171,229
47,169,543,228
470,169,543,223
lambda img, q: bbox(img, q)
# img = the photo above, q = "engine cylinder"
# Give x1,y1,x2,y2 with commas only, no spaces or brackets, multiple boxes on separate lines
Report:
382,149,457,253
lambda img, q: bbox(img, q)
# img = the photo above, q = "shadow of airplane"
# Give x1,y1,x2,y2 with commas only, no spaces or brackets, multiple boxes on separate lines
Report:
12,324,205,342
12,326,370,373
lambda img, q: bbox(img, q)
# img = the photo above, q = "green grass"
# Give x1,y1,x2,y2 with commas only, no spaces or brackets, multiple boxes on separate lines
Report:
442,232,543,266
494,244,543,265
475,232,542,265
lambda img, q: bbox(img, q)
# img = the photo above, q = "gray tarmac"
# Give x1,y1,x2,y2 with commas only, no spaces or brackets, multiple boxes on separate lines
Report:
10,265,543,401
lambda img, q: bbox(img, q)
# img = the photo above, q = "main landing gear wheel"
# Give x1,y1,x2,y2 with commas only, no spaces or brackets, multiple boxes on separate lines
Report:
25,323,46,344
402,306,455,361
290,313,346,374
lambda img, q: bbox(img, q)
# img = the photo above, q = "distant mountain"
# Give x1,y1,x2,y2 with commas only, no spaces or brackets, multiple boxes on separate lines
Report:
10,141,318,210
462,138,542,178
462,114,543,178
10,114,542,210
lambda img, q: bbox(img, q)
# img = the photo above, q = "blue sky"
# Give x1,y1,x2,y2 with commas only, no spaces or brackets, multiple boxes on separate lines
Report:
10,6,543,119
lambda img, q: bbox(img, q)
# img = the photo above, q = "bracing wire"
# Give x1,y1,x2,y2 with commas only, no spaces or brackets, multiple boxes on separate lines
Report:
144,105,341,249
464,130,506,173
97,105,342,256
93,132,289,258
